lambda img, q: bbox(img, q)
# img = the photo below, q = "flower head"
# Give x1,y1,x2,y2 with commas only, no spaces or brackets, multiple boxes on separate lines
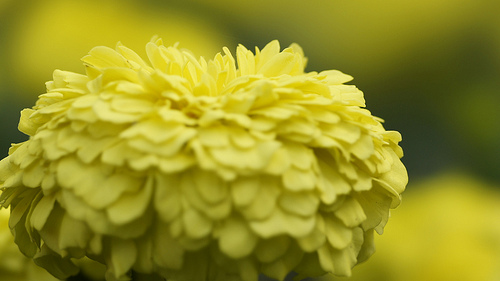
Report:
0,39,407,281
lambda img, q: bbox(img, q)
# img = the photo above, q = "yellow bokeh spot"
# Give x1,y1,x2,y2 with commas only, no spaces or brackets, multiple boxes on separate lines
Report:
7,0,233,98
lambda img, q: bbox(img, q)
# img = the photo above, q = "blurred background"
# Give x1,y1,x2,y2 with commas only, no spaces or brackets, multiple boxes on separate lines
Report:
1,0,499,280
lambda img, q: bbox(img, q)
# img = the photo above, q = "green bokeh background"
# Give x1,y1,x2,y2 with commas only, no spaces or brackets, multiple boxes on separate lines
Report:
1,0,499,280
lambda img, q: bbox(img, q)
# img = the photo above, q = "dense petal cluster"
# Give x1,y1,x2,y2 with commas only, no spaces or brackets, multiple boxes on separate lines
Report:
0,39,407,281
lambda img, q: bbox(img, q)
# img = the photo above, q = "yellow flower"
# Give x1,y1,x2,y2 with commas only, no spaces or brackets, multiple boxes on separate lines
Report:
0,39,407,281
331,173,500,281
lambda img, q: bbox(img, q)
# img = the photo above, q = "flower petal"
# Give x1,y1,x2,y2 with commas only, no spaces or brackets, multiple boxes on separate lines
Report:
218,216,257,259
107,176,153,225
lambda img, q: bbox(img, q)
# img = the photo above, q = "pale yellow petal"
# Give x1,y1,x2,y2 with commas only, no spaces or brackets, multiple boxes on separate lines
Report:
230,176,261,208
255,236,290,263
209,141,280,171
218,216,257,259
282,166,316,191
127,128,196,157
92,99,139,123
319,70,354,84
107,176,153,225
31,194,56,231
238,176,280,220
22,160,45,188
182,208,212,239
158,154,196,173
153,222,184,270
260,243,304,280
350,134,375,160
80,169,143,210
249,208,315,238
296,219,326,252
258,52,297,77
120,119,184,143
154,173,182,222
181,171,232,220
198,125,229,147
58,212,91,251
18,109,38,136
355,186,392,233
83,46,130,69
324,217,353,249
255,40,280,71
323,122,361,144
334,196,367,228
110,97,153,114
278,191,319,217
192,169,228,205
108,238,137,279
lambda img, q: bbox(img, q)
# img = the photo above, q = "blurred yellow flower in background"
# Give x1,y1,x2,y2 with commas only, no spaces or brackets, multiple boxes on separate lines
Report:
0,39,407,280
330,172,500,281
2,0,233,101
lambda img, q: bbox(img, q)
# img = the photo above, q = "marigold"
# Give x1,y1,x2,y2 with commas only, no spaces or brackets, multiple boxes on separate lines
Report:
0,39,407,281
